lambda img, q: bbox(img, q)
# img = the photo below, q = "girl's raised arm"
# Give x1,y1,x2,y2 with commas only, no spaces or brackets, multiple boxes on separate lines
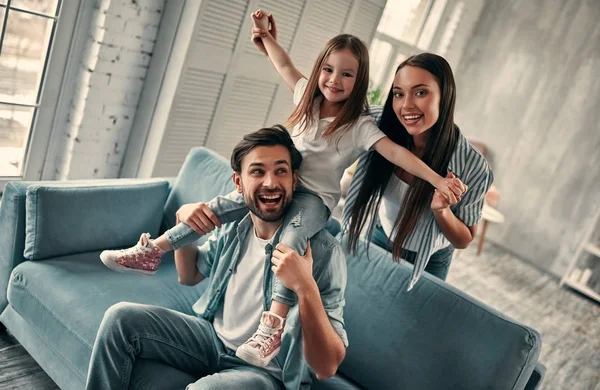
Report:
251,10,304,90
372,136,460,200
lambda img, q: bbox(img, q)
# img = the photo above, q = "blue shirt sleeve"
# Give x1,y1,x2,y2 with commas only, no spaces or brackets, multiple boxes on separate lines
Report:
312,236,349,347
368,105,384,125
451,153,494,226
196,230,222,278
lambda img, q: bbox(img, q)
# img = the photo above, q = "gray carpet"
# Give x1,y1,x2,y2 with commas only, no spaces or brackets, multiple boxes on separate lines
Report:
0,242,598,389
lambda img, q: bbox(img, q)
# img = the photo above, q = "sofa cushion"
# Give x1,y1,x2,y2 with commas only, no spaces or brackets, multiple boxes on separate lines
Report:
6,251,207,381
338,237,541,390
24,180,169,260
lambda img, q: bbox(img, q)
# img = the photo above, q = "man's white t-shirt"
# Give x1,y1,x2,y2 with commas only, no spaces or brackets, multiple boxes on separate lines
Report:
292,78,386,211
213,230,281,379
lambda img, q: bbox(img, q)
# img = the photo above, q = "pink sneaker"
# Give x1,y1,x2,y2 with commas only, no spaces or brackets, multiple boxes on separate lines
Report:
236,312,285,367
100,233,165,275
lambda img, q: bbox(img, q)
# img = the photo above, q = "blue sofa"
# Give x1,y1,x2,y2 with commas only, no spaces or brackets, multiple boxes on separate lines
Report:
0,147,545,389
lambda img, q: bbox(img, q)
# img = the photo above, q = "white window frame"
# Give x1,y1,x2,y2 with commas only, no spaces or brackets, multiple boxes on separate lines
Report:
0,0,82,189
369,0,480,94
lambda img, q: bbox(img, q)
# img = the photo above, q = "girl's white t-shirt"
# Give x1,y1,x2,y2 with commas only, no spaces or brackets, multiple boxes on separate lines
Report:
292,77,386,211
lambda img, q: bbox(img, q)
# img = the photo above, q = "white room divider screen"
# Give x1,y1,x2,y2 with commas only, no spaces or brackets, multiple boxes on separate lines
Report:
125,0,386,178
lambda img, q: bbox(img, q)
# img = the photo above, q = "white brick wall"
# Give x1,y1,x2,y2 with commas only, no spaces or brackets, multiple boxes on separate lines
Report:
54,0,165,180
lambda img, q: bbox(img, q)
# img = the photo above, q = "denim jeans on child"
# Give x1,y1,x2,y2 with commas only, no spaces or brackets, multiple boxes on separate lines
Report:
85,302,284,390
165,187,330,306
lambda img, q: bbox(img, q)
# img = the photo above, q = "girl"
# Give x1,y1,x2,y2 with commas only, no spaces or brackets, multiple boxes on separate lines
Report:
100,10,465,368
344,53,493,288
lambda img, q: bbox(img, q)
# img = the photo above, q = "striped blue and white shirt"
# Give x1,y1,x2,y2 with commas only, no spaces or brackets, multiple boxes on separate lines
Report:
342,106,494,290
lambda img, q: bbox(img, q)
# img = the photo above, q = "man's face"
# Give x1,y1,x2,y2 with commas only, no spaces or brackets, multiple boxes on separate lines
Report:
233,145,297,223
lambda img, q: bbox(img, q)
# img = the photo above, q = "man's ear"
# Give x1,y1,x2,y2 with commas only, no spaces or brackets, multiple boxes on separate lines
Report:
292,171,298,191
233,172,243,193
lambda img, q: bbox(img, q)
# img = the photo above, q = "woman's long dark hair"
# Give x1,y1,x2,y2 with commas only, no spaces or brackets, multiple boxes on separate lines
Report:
347,53,459,260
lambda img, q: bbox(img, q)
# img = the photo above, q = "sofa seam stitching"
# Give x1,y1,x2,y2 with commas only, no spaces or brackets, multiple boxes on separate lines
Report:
510,331,537,389
32,190,38,259
9,302,88,381
10,282,92,378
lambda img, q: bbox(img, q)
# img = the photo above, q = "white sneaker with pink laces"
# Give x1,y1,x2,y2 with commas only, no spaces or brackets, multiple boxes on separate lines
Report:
236,312,285,367
100,233,165,275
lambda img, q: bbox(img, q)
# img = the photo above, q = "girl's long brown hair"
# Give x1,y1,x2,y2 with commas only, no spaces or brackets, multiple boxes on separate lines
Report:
347,53,459,260
285,34,370,140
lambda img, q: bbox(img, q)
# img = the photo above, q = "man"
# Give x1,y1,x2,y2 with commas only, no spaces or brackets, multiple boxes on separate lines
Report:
85,125,348,390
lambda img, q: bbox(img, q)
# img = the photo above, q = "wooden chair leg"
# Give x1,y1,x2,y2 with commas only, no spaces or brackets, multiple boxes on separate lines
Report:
477,220,489,256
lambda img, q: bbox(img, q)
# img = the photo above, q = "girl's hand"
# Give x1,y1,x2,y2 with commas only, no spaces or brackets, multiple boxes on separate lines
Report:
250,11,277,55
432,172,467,210
251,9,270,30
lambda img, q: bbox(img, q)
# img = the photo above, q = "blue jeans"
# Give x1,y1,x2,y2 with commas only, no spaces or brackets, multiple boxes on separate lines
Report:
166,188,330,306
85,303,284,390
371,221,454,281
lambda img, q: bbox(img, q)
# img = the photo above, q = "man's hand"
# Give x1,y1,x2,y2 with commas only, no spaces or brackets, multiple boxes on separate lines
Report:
271,242,314,294
176,202,222,235
251,9,270,30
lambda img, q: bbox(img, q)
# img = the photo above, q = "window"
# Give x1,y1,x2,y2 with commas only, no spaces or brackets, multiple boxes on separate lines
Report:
0,0,60,177
368,0,466,103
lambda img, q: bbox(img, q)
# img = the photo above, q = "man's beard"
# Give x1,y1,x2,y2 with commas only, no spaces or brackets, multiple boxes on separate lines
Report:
244,188,293,222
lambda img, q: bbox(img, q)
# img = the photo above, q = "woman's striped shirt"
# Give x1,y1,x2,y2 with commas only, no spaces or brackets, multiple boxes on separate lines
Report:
342,106,494,290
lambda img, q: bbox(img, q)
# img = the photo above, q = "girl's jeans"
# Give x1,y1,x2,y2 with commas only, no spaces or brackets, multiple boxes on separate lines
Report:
165,188,330,306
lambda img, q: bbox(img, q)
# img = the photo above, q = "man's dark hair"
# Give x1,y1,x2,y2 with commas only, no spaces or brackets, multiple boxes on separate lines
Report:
231,125,303,173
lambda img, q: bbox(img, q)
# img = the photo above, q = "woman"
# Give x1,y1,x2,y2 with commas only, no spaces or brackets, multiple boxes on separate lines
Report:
343,53,493,289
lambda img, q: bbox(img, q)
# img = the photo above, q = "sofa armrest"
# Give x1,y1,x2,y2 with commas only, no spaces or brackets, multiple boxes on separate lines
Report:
0,179,168,313
0,182,29,314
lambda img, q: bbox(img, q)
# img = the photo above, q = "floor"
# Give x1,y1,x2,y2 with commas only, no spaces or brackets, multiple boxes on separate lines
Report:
0,329,59,390
0,242,598,389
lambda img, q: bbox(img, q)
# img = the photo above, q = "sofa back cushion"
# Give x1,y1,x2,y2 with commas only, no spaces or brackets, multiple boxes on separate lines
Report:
23,180,169,260
162,147,235,233
338,237,541,390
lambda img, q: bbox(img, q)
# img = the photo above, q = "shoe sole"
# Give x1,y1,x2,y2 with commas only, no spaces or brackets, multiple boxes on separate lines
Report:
100,252,157,276
235,346,280,367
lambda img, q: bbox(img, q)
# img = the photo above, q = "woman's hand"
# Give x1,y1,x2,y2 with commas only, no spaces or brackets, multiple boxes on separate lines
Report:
250,10,277,54
431,172,467,211
176,202,222,235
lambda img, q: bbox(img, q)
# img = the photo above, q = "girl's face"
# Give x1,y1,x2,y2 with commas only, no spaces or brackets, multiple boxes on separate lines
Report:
392,65,441,137
318,48,359,104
